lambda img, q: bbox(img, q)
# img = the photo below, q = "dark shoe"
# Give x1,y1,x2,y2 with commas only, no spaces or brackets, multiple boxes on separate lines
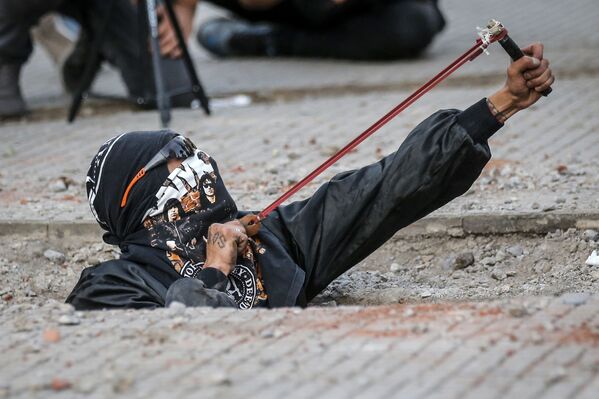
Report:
165,278,237,308
0,63,27,118
61,29,102,94
197,18,277,57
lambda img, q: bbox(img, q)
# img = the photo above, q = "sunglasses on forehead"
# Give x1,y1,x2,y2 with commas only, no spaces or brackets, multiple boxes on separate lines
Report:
120,135,197,208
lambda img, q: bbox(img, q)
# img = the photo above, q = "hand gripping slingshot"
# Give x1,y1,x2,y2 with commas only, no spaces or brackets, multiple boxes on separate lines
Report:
240,19,552,235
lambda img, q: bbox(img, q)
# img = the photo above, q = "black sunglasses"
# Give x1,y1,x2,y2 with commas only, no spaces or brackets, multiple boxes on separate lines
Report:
121,135,197,208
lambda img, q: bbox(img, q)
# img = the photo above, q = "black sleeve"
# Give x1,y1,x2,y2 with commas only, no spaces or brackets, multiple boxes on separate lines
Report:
457,98,503,143
196,267,229,292
272,99,503,298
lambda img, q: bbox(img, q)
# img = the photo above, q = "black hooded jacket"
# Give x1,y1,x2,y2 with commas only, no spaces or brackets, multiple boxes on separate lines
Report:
67,99,501,310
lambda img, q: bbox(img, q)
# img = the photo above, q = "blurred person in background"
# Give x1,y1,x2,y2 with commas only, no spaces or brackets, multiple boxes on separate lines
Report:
197,0,445,59
0,0,198,118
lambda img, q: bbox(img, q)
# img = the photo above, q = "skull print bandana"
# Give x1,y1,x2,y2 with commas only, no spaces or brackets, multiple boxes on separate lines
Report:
86,131,267,309
141,149,268,309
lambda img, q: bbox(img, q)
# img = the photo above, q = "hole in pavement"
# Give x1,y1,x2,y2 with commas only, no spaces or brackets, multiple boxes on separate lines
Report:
1,230,597,307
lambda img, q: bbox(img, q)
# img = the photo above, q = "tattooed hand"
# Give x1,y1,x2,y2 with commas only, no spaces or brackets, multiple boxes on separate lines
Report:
204,220,249,275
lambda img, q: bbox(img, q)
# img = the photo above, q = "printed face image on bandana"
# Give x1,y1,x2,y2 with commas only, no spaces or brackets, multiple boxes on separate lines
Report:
141,149,268,309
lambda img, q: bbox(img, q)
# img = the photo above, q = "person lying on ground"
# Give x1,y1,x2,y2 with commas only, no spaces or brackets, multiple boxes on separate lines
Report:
198,0,446,60
66,43,554,310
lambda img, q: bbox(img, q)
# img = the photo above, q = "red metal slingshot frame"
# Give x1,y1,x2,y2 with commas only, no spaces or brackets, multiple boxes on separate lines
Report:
246,20,548,227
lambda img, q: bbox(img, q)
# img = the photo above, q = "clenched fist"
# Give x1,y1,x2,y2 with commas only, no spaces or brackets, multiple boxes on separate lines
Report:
488,42,555,122
204,220,249,275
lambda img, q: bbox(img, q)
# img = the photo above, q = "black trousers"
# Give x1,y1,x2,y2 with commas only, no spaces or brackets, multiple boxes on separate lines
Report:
206,0,446,59
0,0,191,100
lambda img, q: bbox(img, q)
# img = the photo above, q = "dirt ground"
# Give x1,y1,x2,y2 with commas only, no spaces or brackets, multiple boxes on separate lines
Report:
1,228,597,309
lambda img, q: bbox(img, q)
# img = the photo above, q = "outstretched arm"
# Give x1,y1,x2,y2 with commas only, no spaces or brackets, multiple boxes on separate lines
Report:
267,43,554,299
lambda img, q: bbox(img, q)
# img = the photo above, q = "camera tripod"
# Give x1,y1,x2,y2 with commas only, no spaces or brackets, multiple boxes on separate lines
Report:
67,0,210,127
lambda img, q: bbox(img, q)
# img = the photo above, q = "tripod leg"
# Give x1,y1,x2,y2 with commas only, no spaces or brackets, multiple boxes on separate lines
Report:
68,0,115,123
146,0,171,127
162,0,210,115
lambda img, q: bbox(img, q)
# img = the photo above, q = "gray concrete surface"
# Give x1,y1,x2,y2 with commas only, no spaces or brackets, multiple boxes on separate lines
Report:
1,295,598,399
1,1,598,398
1,79,597,222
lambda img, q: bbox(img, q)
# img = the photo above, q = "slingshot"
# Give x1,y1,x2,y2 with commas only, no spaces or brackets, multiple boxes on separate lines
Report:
240,20,552,234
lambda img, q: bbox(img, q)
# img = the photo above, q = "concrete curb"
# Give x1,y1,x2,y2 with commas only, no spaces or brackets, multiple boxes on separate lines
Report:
1,211,598,241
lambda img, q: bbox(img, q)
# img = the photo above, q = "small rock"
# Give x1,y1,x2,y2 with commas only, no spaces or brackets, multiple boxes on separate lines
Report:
42,329,61,343
508,305,529,318
2,293,13,301
499,284,511,294
113,377,134,393
49,179,68,192
44,249,65,264
167,301,186,315
506,270,517,277
56,303,75,314
261,329,283,339
204,371,231,386
411,324,429,334
531,332,544,345
420,290,432,298
390,263,401,273
58,314,80,326
318,300,337,307
481,257,496,266
51,378,72,391
170,316,186,327
532,202,540,210
453,252,475,270
494,250,507,262
545,368,567,386
586,250,599,266
561,292,590,306
583,229,599,242
86,256,100,265
403,308,415,317
542,204,557,212
506,245,524,257
491,269,507,281
556,197,566,204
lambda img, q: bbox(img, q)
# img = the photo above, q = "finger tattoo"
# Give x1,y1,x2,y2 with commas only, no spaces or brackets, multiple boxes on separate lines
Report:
209,231,226,249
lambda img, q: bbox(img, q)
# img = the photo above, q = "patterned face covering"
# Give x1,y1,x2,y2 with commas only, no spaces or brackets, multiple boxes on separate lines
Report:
86,131,267,309
141,149,268,309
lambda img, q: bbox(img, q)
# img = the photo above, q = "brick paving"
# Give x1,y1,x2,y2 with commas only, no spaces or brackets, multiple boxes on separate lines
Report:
0,295,598,399
1,78,597,222
1,2,598,398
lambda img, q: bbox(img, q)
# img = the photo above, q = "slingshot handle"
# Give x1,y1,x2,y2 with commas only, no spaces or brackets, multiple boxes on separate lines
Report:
498,35,552,96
